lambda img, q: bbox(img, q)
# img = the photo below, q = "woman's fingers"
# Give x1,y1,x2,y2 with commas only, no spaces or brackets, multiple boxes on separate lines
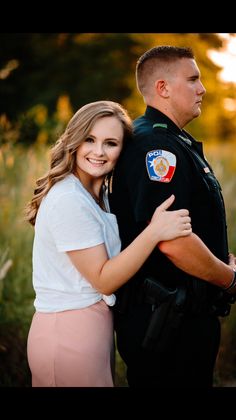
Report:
181,227,192,236
180,215,191,224
156,194,175,212
175,208,190,217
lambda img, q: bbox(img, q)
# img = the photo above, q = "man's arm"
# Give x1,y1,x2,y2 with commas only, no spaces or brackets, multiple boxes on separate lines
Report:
158,233,236,289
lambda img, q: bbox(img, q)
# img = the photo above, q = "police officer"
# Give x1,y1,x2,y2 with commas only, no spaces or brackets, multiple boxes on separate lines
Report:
109,46,236,387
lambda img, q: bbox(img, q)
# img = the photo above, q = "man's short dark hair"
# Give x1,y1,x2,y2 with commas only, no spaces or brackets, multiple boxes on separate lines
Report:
137,46,194,68
136,46,194,96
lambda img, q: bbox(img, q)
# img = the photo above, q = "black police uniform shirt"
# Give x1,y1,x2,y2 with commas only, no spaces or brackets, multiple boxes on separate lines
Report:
109,106,229,311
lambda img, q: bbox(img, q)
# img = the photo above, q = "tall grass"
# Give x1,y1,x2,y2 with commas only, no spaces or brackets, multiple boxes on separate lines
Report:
0,141,235,386
0,144,49,321
0,143,49,386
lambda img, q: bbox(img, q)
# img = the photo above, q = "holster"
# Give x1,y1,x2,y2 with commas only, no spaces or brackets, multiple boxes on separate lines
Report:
142,277,186,351
209,288,236,317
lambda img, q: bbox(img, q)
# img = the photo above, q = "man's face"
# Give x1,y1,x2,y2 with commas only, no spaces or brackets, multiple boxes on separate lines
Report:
167,58,206,127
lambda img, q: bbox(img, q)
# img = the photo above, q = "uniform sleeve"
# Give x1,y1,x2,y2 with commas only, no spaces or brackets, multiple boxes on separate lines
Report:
123,135,193,222
47,193,104,252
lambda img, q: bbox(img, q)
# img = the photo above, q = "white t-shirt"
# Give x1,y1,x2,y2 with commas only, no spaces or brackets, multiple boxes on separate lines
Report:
32,174,121,312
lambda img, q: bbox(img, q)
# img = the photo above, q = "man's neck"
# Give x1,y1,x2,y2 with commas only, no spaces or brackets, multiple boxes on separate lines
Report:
146,101,185,129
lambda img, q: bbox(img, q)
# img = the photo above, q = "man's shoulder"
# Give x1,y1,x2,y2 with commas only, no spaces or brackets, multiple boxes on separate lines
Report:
132,115,168,148
133,114,184,153
133,115,158,136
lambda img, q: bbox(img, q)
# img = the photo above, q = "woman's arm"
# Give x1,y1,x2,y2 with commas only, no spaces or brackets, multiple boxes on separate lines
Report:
67,194,191,295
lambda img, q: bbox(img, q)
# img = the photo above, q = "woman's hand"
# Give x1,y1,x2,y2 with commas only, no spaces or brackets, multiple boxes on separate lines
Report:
150,194,192,242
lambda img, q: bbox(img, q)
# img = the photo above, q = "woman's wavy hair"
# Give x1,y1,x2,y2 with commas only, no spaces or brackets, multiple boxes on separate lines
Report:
25,100,132,226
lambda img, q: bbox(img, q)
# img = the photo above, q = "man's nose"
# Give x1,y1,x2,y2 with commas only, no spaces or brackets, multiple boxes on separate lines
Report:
199,81,206,96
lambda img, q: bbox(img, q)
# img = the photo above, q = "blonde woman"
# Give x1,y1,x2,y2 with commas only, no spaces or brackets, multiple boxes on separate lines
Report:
26,100,192,387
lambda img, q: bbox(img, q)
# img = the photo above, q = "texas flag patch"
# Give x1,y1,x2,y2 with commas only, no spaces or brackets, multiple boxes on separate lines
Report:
146,150,176,182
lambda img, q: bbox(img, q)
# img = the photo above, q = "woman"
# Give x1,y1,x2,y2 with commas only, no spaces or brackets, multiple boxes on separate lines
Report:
25,100,192,387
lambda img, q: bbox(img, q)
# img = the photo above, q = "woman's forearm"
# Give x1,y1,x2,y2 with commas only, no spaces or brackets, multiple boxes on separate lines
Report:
68,199,192,295
99,225,157,294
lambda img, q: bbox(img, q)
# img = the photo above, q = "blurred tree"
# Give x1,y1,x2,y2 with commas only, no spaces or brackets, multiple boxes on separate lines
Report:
0,33,138,119
1,33,236,144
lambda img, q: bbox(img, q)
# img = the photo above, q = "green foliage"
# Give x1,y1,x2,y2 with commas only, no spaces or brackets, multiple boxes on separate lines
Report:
0,33,138,121
2,33,236,145
0,144,48,386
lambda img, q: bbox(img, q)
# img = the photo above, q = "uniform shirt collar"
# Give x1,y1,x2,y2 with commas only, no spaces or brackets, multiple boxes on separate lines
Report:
144,106,204,154
145,106,184,137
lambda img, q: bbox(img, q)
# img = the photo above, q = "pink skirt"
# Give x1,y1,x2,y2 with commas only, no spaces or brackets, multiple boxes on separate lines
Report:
27,300,114,387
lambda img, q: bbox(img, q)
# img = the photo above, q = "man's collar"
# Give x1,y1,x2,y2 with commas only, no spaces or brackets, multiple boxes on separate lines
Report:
145,106,183,136
144,106,203,152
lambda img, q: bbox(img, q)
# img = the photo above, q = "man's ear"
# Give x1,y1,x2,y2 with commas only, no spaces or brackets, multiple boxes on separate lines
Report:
155,79,169,98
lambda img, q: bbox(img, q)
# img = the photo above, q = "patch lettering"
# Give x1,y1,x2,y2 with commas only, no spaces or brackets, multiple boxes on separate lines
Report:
146,150,176,182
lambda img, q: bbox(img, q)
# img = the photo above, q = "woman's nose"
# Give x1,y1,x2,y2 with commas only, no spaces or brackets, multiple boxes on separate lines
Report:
94,143,105,156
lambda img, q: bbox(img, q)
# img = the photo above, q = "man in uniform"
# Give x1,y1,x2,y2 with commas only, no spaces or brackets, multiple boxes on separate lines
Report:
109,46,236,387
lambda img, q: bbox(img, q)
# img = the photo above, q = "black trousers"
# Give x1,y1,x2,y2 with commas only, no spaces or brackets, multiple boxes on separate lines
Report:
114,303,221,388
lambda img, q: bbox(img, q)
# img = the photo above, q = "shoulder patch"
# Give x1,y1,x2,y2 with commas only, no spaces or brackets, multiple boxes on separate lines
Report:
146,150,176,182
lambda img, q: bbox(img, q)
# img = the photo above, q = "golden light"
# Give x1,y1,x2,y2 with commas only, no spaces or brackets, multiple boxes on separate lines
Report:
208,33,236,84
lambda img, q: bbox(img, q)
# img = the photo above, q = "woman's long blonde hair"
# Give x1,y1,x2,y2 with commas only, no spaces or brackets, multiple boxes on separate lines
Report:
25,100,132,226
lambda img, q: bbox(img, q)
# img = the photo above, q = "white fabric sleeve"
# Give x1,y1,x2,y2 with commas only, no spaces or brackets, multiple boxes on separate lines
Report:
47,193,104,252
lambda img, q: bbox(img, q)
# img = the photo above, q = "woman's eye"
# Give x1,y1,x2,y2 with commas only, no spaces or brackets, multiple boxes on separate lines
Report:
106,141,117,147
85,137,94,143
